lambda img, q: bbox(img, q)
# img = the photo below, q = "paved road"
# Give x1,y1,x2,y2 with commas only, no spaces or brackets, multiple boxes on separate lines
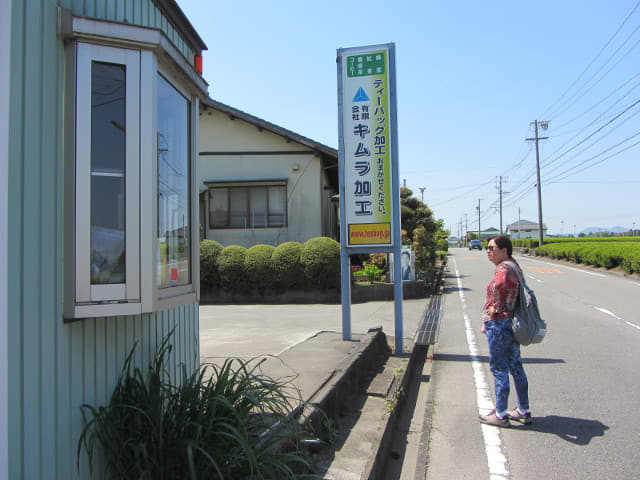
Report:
199,299,428,401
426,248,640,479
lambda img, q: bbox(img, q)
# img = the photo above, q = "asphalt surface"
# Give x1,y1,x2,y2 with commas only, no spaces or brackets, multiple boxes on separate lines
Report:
427,248,640,480
198,250,640,479
199,299,428,407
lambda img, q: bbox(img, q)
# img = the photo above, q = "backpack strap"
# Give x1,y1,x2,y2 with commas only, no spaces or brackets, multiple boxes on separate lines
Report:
504,260,527,289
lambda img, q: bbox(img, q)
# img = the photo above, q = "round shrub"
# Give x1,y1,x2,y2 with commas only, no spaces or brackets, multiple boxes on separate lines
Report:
271,242,304,291
217,246,247,292
300,237,340,290
200,239,223,288
245,244,276,294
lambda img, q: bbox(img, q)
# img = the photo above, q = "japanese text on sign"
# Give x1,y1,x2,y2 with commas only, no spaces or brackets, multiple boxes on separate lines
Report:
342,50,393,246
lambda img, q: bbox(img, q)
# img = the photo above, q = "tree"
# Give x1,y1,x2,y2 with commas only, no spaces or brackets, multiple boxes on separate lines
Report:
399,187,448,278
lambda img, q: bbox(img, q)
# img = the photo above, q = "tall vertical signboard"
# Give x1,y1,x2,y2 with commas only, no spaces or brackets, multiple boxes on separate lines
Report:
337,43,403,352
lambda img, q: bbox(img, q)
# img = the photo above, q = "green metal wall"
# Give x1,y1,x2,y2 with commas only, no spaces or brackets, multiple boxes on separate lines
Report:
7,1,200,478
62,0,197,61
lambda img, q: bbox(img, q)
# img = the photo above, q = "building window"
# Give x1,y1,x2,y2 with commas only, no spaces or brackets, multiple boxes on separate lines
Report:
65,40,199,319
90,61,126,285
157,74,191,288
208,183,287,228
75,43,140,305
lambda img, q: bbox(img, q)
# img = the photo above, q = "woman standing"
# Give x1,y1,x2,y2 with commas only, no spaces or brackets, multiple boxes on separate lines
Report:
479,235,532,427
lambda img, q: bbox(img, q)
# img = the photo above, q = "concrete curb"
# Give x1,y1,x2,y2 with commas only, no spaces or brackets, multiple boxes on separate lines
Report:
361,343,427,480
299,327,391,439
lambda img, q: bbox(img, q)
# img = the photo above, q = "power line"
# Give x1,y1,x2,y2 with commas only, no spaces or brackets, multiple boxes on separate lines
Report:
542,97,640,170
545,129,640,184
539,0,640,119
552,71,640,133
546,26,640,120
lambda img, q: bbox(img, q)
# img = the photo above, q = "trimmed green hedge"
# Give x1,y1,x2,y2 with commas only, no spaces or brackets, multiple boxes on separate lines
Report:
200,239,223,288
245,244,276,294
300,237,341,290
535,241,640,274
217,246,248,292
543,236,640,244
201,237,341,293
513,239,540,249
271,242,305,292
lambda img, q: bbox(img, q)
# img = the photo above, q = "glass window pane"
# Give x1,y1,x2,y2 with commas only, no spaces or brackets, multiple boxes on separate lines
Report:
91,61,126,284
250,186,267,227
229,188,248,228
210,188,229,227
157,74,191,288
268,186,287,226
91,62,125,173
91,176,125,284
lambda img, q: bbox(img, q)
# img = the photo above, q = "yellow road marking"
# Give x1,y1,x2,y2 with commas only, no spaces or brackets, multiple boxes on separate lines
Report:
526,266,563,274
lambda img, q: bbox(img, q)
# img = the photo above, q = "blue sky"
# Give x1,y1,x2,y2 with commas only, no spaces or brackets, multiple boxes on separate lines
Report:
179,0,640,236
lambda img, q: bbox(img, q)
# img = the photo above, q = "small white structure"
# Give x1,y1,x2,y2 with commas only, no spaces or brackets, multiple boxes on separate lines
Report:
506,219,548,239
199,99,339,247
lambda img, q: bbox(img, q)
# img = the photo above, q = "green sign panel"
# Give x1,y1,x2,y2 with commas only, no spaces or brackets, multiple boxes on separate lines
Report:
346,52,386,77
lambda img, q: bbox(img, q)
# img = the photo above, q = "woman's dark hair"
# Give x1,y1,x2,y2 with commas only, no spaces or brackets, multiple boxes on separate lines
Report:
490,235,513,257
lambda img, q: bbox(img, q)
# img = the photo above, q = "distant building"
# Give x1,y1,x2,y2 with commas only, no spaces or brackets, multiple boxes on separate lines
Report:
468,227,500,241
198,98,339,247
506,219,548,239
480,227,500,241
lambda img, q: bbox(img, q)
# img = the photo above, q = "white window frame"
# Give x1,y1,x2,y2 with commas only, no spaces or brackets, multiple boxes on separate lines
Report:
153,64,200,308
75,43,141,304
63,19,202,319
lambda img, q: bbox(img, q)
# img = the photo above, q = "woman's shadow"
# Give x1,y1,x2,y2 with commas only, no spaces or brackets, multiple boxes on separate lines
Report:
514,415,609,445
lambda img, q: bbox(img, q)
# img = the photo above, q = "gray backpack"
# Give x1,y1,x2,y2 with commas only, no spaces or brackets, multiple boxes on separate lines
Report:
505,262,547,345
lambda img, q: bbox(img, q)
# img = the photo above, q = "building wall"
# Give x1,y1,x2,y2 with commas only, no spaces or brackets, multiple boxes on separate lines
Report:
199,108,329,247
1,0,11,476
7,2,200,478
63,0,196,62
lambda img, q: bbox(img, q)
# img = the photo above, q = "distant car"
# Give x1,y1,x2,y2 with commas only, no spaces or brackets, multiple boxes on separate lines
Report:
469,240,482,250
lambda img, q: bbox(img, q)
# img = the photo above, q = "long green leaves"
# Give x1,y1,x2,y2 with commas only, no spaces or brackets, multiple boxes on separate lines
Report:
78,332,311,479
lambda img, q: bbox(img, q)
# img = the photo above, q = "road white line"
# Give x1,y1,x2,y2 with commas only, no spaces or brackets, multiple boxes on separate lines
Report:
527,274,543,284
594,307,622,320
453,258,510,479
521,257,607,277
594,307,640,330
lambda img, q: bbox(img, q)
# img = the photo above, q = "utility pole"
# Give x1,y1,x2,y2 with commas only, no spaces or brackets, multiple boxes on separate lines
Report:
526,120,549,246
419,187,426,203
476,199,481,241
517,208,521,239
464,214,468,243
496,176,508,235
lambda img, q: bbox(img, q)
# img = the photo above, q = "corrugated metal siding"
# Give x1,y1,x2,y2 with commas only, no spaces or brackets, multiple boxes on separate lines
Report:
7,1,201,478
61,0,195,62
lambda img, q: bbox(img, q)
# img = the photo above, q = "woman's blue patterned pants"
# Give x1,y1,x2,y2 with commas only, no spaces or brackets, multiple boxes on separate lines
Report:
485,317,529,415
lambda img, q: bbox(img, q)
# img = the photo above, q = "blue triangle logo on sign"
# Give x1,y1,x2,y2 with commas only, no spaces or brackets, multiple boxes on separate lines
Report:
353,87,369,102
